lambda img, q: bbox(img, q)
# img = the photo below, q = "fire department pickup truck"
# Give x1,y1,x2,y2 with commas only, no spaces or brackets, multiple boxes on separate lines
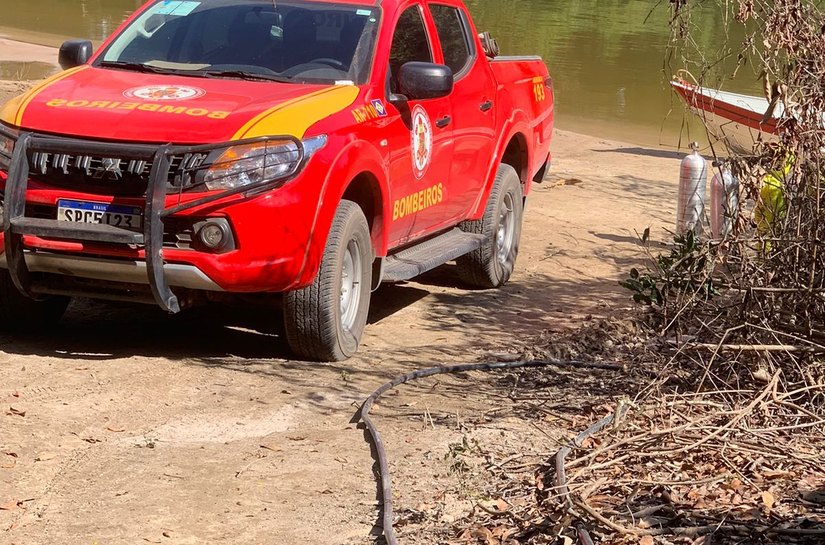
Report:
0,0,553,361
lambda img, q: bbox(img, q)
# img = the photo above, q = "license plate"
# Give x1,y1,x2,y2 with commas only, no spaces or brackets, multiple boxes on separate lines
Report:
57,199,143,229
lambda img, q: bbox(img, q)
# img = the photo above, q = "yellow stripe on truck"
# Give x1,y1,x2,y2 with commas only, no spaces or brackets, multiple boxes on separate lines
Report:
232,85,359,140
0,65,89,126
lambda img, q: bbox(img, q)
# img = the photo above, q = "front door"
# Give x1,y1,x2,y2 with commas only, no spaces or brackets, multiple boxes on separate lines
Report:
430,2,497,220
384,3,454,248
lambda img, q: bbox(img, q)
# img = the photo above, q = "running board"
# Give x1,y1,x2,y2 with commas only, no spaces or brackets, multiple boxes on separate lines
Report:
382,229,486,283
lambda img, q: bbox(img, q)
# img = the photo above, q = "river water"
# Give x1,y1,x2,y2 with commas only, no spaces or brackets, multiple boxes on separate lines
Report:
0,0,759,147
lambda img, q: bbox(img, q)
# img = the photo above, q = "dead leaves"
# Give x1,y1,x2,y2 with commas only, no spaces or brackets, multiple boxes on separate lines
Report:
457,523,516,545
761,490,776,513
799,474,825,506
0,499,22,511
447,386,825,545
549,177,584,188
801,489,825,506
0,498,32,511
6,407,25,417
493,498,511,512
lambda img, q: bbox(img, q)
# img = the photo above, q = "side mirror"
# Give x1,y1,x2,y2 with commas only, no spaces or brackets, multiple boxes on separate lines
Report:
58,40,94,70
397,62,453,101
478,32,500,58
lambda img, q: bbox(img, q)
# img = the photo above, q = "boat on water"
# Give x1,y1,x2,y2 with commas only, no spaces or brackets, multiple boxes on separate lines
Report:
671,78,781,154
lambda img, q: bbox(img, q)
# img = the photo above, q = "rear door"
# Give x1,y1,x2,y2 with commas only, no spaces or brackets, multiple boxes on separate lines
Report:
430,3,497,219
384,3,455,248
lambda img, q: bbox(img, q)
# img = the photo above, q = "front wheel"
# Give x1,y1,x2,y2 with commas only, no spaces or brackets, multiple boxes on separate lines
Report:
0,270,70,331
457,164,524,288
283,200,373,361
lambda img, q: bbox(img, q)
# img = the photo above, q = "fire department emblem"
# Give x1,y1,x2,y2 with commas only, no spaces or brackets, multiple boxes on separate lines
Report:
123,85,206,101
410,105,432,180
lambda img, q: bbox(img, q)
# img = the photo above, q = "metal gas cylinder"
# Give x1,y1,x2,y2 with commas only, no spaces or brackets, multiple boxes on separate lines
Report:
677,143,708,235
710,164,739,240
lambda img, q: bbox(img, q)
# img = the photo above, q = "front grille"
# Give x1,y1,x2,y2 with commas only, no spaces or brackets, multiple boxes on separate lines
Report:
163,217,196,249
27,150,209,196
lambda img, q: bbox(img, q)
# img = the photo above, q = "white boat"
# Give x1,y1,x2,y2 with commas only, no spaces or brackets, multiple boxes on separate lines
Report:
671,78,780,154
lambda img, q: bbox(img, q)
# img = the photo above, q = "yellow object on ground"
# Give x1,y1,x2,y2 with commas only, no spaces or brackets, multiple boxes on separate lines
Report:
754,154,792,237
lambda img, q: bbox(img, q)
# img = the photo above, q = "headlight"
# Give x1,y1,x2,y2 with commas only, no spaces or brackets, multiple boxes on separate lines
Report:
202,135,327,191
0,131,14,172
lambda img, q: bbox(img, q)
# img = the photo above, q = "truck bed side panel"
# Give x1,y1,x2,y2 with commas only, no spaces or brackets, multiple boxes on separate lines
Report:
490,57,554,181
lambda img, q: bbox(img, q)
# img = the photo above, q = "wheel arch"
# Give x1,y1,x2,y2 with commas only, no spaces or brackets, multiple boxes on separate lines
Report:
292,137,390,289
501,132,530,187
469,122,533,218
341,170,386,255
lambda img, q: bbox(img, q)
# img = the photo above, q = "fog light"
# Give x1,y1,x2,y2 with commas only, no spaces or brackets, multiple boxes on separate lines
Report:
198,222,226,250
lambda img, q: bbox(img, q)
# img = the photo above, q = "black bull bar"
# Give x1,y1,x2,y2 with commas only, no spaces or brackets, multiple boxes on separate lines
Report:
0,126,304,313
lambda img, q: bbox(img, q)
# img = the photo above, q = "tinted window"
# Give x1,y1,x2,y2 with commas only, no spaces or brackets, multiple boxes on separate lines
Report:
430,4,472,75
389,6,432,91
99,0,381,84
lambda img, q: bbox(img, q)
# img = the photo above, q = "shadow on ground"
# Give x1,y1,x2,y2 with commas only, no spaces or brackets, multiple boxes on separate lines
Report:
0,263,636,363
593,146,685,160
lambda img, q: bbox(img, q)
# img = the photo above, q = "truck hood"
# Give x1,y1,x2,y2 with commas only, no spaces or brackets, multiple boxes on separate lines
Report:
0,66,359,144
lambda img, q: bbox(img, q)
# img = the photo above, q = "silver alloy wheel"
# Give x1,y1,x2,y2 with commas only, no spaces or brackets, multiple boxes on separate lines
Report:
496,192,516,265
340,238,362,331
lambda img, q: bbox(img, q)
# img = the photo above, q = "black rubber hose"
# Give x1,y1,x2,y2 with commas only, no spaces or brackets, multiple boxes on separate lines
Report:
357,358,621,545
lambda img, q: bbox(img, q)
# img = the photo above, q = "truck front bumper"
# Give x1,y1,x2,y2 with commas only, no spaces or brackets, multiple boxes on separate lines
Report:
0,126,306,312
0,251,223,291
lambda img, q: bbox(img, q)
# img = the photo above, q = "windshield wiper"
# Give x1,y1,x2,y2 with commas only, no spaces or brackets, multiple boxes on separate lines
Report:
98,61,177,74
199,70,292,83
98,62,293,83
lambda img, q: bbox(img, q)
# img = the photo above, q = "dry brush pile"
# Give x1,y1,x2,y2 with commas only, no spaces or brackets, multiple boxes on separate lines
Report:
557,0,825,542
644,0,825,396
428,319,822,545
442,2,824,543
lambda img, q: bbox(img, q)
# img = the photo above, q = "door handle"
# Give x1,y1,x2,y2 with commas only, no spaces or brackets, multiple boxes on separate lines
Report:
435,115,451,128
479,100,493,112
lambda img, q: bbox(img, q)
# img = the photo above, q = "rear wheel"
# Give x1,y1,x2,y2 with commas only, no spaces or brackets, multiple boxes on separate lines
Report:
283,200,373,361
0,270,69,331
457,164,524,288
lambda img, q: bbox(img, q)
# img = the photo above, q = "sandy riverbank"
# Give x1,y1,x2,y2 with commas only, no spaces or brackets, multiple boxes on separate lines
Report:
0,39,58,96
0,37,59,65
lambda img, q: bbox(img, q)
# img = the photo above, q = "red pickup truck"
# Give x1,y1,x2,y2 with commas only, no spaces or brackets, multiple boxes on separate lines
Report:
0,0,554,360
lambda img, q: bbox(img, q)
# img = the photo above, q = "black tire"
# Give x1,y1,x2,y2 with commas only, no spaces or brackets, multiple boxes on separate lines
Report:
457,164,524,288
0,270,69,332
283,200,373,361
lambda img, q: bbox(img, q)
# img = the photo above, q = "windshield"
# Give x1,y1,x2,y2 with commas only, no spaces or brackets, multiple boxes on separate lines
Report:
98,0,380,84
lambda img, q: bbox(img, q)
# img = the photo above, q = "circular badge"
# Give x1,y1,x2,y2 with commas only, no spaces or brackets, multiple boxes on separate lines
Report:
410,105,433,180
123,85,206,101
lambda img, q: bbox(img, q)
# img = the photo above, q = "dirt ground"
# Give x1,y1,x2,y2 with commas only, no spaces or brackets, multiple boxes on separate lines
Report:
0,66,683,544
